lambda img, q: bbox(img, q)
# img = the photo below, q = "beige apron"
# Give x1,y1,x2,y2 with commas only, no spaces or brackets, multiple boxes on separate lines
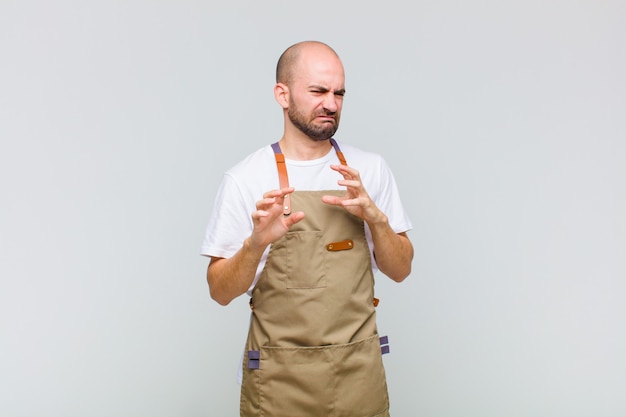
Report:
240,140,390,417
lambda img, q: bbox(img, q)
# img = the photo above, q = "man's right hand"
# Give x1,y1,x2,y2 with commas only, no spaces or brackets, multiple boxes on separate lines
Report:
207,187,305,306
249,187,305,250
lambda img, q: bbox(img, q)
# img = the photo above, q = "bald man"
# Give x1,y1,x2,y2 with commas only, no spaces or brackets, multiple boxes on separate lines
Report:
201,41,413,417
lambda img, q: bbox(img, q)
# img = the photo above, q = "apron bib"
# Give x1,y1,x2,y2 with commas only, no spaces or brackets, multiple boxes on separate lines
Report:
240,141,390,417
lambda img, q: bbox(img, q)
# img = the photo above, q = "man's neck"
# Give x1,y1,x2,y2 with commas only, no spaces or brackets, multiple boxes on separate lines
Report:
278,134,332,161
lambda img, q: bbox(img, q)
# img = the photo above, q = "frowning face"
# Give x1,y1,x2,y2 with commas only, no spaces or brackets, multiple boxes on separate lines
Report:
285,47,346,141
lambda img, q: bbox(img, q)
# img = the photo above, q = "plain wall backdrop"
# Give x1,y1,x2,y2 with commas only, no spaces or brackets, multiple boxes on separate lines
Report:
1,1,625,416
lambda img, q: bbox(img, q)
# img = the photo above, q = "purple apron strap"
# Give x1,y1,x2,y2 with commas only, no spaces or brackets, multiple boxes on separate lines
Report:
247,350,260,369
380,336,390,355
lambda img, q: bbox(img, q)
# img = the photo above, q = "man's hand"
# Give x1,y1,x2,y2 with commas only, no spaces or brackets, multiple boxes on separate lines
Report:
321,164,386,225
250,187,305,249
321,164,413,282
207,187,305,305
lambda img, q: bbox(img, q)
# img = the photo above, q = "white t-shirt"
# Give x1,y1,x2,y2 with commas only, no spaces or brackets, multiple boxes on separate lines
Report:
200,140,412,294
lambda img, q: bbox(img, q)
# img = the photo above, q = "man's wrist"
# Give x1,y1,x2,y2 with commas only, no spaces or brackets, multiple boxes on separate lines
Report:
244,236,268,256
366,211,389,228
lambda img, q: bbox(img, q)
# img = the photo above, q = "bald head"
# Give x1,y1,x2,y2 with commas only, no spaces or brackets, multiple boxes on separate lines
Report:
276,41,341,85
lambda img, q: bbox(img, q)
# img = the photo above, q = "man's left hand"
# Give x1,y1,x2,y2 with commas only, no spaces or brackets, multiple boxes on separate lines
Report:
321,164,387,226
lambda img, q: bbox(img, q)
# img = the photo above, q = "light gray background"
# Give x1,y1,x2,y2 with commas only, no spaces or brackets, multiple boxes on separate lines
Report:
1,1,625,416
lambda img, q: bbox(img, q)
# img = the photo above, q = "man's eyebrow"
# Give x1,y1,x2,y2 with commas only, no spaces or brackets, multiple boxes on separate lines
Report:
309,84,329,91
308,85,346,95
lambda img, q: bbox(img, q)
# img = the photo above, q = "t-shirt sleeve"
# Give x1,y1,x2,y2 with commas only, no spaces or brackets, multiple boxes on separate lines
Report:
200,173,254,259
374,157,413,234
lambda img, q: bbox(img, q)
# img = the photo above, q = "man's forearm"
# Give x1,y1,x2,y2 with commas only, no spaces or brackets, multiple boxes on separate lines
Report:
368,217,413,282
207,238,267,305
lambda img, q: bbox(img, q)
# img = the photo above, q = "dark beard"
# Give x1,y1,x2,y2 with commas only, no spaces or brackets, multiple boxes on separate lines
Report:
288,106,339,141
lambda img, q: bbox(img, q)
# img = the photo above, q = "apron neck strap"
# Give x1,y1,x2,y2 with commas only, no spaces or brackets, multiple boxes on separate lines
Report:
329,138,347,166
271,142,291,215
270,139,348,216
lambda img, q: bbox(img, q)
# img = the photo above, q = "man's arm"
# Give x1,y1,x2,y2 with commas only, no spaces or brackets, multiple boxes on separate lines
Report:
207,187,305,305
322,164,413,282
207,239,266,306
368,224,413,282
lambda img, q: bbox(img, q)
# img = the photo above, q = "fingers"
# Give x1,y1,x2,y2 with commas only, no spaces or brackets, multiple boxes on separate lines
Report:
284,211,305,227
336,179,361,188
251,209,270,220
250,186,304,248
324,164,380,222
256,187,295,210
330,164,364,189
262,187,295,199
321,195,342,206
330,164,361,180
252,187,300,227
322,194,362,207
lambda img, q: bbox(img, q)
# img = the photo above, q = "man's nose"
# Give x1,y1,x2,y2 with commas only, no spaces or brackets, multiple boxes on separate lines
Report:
323,93,339,113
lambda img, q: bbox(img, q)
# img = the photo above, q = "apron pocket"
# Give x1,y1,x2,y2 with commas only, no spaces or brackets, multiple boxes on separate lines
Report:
246,336,389,417
276,231,327,289
257,346,334,417
333,335,389,416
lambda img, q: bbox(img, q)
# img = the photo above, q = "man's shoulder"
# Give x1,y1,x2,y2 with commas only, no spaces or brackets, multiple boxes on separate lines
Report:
226,145,275,178
335,140,386,168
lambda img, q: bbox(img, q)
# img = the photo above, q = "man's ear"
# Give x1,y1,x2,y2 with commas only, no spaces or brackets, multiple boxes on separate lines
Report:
274,82,289,109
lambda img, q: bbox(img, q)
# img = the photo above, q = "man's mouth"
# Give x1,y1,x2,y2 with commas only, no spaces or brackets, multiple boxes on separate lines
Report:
316,115,335,122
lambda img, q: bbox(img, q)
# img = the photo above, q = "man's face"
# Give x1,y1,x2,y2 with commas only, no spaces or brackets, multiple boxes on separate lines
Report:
286,50,346,141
